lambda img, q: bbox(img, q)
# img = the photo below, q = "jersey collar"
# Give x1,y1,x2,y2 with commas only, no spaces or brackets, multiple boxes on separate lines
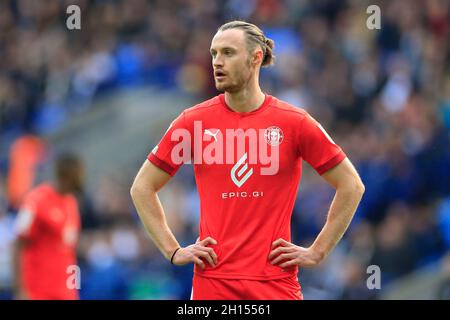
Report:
219,93,272,117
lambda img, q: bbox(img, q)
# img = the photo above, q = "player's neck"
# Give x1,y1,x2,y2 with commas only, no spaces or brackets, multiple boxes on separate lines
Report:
224,84,265,113
54,181,72,195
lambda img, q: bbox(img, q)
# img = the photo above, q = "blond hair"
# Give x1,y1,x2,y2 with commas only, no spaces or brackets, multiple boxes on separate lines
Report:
218,20,275,67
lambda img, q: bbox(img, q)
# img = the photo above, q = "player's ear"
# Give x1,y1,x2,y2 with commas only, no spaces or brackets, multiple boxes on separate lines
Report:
252,49,264,67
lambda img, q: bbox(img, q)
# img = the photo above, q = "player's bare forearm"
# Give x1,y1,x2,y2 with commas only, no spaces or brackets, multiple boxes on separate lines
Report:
13,239,21,292
310,180,364,260
130,161,180,260
131,187,180,260
269,158,364,268
131,161,219,269
13,238,28,299
310,158,364,262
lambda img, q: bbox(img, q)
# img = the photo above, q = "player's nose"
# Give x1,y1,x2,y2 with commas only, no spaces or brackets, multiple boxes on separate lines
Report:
213,56,224,68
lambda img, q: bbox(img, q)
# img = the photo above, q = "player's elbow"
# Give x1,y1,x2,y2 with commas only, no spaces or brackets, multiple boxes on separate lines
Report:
130,179,145,201
130,177,156,201
353,176,365,196
339,174,365,197
130,184,136,200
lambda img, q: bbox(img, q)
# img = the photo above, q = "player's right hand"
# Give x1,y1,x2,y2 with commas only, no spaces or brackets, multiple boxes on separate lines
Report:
171,237,218,270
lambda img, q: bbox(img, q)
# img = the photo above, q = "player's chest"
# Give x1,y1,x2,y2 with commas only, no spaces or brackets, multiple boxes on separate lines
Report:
189,117,299,176
191,117,297,159
40,201,79,245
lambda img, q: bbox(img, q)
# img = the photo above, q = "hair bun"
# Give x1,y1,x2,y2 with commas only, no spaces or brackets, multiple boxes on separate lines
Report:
262,38,275,67
264,38,274,49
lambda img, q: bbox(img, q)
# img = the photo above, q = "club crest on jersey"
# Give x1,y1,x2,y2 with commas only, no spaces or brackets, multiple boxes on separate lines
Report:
264,126,284,146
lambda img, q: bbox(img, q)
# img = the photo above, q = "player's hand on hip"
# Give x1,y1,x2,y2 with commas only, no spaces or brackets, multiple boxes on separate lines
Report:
171,237,218,270
269,238,324,268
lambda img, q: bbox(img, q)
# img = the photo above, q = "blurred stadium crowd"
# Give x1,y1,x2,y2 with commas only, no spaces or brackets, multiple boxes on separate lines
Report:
1,0,450,299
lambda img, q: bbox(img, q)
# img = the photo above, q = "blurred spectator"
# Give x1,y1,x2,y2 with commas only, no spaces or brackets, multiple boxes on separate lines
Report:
370,203,418,283
437,253,450,299
6,135,46,211
340,256,378,300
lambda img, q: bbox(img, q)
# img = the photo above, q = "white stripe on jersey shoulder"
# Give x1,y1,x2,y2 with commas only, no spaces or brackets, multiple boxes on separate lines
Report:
14,208,36,236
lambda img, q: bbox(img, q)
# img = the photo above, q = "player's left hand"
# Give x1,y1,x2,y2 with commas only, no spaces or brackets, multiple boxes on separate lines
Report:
268,238,325,268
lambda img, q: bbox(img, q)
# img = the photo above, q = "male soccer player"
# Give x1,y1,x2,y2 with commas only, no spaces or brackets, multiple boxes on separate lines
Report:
131,21,365,300
13,153,83,300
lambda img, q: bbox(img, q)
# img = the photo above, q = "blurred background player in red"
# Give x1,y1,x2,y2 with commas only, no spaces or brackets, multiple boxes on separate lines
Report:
13,153,84,300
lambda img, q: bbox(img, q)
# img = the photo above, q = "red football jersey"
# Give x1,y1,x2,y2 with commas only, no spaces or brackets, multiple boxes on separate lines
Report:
148,94,346,280
15,183,80,299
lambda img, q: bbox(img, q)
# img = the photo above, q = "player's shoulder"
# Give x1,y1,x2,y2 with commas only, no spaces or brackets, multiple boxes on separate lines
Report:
28,183,53,197
269,96,309,120
183,95,221,116
21,183,53,209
